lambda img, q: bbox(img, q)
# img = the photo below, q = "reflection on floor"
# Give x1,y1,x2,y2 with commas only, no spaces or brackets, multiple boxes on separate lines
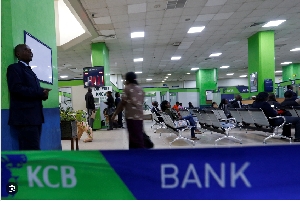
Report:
61,120,295,151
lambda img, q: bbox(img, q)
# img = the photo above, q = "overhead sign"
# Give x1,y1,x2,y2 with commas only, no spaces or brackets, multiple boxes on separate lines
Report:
92,86,112,102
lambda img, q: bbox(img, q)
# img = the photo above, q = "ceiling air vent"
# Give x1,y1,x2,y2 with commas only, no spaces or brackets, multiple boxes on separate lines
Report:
205,58,212,61
166,0,187,9
275,44,286,48
172,42,181,46
249,22,265,27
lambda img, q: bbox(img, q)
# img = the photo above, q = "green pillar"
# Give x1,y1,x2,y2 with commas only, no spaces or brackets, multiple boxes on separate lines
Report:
91,42,110,86
248,31,275,95
283,63,300,81
196,69,218,106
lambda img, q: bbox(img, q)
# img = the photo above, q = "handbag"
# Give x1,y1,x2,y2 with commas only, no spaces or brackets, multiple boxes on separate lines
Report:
107,107,115,115
174,120,188,128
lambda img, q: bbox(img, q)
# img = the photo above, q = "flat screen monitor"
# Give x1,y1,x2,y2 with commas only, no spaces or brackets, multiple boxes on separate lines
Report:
83,66,104,88
24,31,53,84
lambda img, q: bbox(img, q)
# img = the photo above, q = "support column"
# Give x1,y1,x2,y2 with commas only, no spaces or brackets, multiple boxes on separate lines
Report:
196,69,218,106
282,63,300,81
91,42,110,86
248,31,275,95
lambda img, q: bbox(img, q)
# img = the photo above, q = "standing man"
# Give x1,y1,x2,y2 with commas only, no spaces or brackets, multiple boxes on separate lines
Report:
85,87,95,127
115,92,123,128
7,44,51,150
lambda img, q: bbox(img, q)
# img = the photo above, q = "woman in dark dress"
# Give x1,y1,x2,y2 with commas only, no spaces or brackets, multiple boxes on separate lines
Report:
105,91,115,130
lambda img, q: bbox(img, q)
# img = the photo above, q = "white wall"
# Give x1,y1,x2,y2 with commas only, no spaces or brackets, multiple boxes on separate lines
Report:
110,74,118,87
218,78,248,87
71,85,87,111
184,81,196,88
140,81,184,88
178,92,199,108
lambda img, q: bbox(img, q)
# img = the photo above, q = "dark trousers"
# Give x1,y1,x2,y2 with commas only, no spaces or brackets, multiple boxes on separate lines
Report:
118,112,123,127
273,116,300,138
87,109,93,126
108,114,113,129
11,125,42,150
126,119,144,149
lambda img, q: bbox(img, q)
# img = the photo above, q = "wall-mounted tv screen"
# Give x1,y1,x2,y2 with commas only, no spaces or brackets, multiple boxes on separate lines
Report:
83,66,104,88
24,31,53,84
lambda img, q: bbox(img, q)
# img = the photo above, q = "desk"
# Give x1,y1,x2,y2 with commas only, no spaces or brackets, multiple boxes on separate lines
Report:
61,137,79,150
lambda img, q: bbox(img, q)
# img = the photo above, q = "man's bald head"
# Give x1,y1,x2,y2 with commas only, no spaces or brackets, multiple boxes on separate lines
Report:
14,44,33,63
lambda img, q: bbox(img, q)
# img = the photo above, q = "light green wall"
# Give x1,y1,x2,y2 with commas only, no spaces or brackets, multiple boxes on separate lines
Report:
248,31,275,95
58,80,83,87
282,63,300,81
91,43,110,86
196,69,218,105
1,0,58,109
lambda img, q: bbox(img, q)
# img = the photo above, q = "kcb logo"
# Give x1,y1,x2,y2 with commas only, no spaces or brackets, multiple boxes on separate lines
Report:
27,166,77,188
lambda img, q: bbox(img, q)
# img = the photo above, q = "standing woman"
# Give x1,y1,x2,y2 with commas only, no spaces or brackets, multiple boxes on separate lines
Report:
105,91,115,130
112,72,145,148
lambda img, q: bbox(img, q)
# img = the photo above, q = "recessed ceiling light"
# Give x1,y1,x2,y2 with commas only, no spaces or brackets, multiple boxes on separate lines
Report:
239,75,247,77
209,53,222,57
275,71,282,73
186,73,190,74
262,20,286,27
134,58,143,62
162,81,165,82
171,56,181,60
131,32,144,38
281,62,292,65
227,73,234,75
146,78,152,81
220,66,229,69
188,26,205,33
167,74,171,75
165,77,168,78
135,71,142,74
290,48,300,51
191,67,199,71
60,75,68,78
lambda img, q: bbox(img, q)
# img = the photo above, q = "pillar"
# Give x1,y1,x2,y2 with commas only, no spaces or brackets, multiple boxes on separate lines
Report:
196,69,218,106
282,63,300,81
91,42,110,86
248,31,275,95
1,0,61,150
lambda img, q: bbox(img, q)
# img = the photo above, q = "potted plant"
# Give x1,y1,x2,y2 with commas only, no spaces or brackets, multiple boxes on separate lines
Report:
60,106,77,138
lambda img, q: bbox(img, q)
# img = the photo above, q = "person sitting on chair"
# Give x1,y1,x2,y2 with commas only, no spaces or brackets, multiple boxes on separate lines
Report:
151,101,163,123
161,100,201,140
281,90,300,107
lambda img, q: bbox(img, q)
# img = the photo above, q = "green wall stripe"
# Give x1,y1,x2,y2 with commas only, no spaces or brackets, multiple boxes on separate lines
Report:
58,80,83,87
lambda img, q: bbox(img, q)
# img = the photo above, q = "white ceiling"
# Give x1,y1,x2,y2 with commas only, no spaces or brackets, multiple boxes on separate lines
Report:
57,0,300,83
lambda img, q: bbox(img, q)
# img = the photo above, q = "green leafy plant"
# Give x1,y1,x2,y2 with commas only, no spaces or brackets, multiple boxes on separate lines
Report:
60,107,76,121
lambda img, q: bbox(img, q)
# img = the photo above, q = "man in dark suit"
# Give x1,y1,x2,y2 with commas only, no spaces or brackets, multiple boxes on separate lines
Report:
7,44,50,150
85,87,95,126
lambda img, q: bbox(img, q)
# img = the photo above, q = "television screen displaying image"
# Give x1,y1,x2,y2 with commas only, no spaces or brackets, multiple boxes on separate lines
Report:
83,66,104,88
24,31,53,84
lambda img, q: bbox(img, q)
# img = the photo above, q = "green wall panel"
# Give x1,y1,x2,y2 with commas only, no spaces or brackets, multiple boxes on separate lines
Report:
58,80,84,87
282,65,293,81
1,0,58,109
248,31,275,95
91,43,110,86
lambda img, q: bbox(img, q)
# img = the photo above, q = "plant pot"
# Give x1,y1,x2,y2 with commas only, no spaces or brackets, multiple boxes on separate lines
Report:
60,121,77,138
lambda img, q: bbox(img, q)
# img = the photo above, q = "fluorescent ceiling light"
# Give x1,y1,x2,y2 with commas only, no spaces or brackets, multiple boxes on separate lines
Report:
239,75,247,77
188,26,205,33
60,75,68,78
171,56,181,60
164,79,166,80
134,58,143,62
209,53,222,57
165,77,168,78
135,71,142,74
186,73,190,74
131,32,144,38
281,62,292,65
121,79,123,81
226,73,234,75
275,71,282,73
167,74,171,75
262,20,286,27
162,81,165,82
146,78,152,81
220,66,229,69
290,48,300,51
191,67,199,71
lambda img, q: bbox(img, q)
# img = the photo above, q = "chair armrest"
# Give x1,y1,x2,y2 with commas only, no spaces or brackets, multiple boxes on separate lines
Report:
269,116,286,128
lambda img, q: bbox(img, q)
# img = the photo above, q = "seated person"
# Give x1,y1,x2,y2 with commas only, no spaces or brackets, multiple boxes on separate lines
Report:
287,85,298,100
219,98,231,118
252,92,300,142
188,102,194,109
178,103,183,110
267,93,281,108
151,101,163,122
281,90,300,107
229,95,243,108
212,102,218,109
161,100,201,140
172,102,180,111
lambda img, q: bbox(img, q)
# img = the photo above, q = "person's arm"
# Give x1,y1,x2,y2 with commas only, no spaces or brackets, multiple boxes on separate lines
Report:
112,99,126,120
7,64,47,100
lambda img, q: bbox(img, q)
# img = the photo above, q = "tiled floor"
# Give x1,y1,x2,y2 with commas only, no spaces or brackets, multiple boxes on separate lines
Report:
61,120,294,151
